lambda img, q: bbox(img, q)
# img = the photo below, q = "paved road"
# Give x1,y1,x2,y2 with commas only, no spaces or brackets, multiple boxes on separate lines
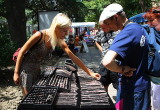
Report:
55,46,117,104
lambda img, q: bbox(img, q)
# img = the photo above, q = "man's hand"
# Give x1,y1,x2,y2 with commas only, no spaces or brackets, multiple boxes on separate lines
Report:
121,65,136,77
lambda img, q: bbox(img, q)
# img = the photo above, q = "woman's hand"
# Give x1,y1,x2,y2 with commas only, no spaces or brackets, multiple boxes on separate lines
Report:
90,72,101,80
13,73,20,85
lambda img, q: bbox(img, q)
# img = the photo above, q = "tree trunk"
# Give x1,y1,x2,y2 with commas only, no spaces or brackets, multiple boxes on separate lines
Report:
139,0,145,12
6,0,26,47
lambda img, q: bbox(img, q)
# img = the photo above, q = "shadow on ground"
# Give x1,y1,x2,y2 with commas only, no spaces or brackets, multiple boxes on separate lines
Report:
0,54,60,88
0,68,15,87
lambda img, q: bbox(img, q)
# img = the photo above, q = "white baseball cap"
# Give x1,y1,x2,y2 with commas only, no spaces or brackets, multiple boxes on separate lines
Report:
99,3,123,22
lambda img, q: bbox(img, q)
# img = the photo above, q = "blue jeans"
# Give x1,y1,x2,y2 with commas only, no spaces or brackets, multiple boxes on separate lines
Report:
116,86,150,110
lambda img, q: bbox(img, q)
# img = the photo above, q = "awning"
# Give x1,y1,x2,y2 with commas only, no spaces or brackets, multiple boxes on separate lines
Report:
71,22,95,27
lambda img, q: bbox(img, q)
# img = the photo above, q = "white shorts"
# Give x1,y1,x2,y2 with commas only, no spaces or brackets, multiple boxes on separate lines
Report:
151,81,160,110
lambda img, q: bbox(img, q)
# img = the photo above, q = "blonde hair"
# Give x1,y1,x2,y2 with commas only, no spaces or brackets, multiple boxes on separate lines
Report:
49,13,71,49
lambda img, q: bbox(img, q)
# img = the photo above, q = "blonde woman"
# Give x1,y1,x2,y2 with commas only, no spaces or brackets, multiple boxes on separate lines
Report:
13,13,100,96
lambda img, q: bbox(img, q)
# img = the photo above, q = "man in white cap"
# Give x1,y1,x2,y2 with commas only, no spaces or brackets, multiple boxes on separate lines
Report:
99,3,151,110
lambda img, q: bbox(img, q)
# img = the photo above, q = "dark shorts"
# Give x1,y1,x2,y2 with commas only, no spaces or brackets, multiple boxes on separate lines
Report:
98,63,119,89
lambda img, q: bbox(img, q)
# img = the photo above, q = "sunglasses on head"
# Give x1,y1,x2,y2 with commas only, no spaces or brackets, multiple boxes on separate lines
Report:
153,9,160,13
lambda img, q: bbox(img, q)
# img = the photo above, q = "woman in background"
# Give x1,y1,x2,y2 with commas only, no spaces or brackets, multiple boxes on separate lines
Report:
143,7,160,110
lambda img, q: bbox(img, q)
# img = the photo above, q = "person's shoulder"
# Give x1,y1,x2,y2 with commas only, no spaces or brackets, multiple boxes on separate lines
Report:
37,29,48,37
114,30,121,34
60,40,68,47
142,24,149,28
101,30,105,33
112,30,120,37
95,31,102,37
124,23,142,31
127,22,140,27
100,31,106,36
39,29,47,33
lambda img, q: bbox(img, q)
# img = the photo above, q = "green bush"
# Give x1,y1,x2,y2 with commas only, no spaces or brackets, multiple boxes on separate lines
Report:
0,24,18,68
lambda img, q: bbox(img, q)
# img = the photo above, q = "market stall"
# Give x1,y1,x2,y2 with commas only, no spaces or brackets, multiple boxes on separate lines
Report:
69,22,96,52
70,22,96,36
18,59,115,110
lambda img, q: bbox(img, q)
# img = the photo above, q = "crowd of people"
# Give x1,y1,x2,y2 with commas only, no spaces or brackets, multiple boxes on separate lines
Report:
13,2,160,110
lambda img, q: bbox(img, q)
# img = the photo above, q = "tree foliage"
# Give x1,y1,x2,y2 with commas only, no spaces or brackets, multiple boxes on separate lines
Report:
0,0,88,68
57,0,88,22
0,0,26,47
0,0,87,47
83,0,153,23
0,23,17,68
83,0,110,22
118,0,152,18
25,0,88,23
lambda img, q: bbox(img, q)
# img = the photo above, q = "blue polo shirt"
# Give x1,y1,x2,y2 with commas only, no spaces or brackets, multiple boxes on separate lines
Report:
109,23,150,92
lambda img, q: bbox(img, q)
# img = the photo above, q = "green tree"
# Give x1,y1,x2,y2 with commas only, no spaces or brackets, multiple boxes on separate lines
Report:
0,0,26,47
82,0,153,25
83,0,110,23
56,0,88,22
118,0,152,18
0,0,87,47
0,0,88,68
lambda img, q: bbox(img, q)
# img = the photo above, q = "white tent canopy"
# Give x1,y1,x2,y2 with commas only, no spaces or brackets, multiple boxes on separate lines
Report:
71,22,95,27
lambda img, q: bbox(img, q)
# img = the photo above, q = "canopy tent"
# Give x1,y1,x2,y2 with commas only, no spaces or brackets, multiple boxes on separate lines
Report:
129,13,148,23
70,22,96,36
71,22,95,27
